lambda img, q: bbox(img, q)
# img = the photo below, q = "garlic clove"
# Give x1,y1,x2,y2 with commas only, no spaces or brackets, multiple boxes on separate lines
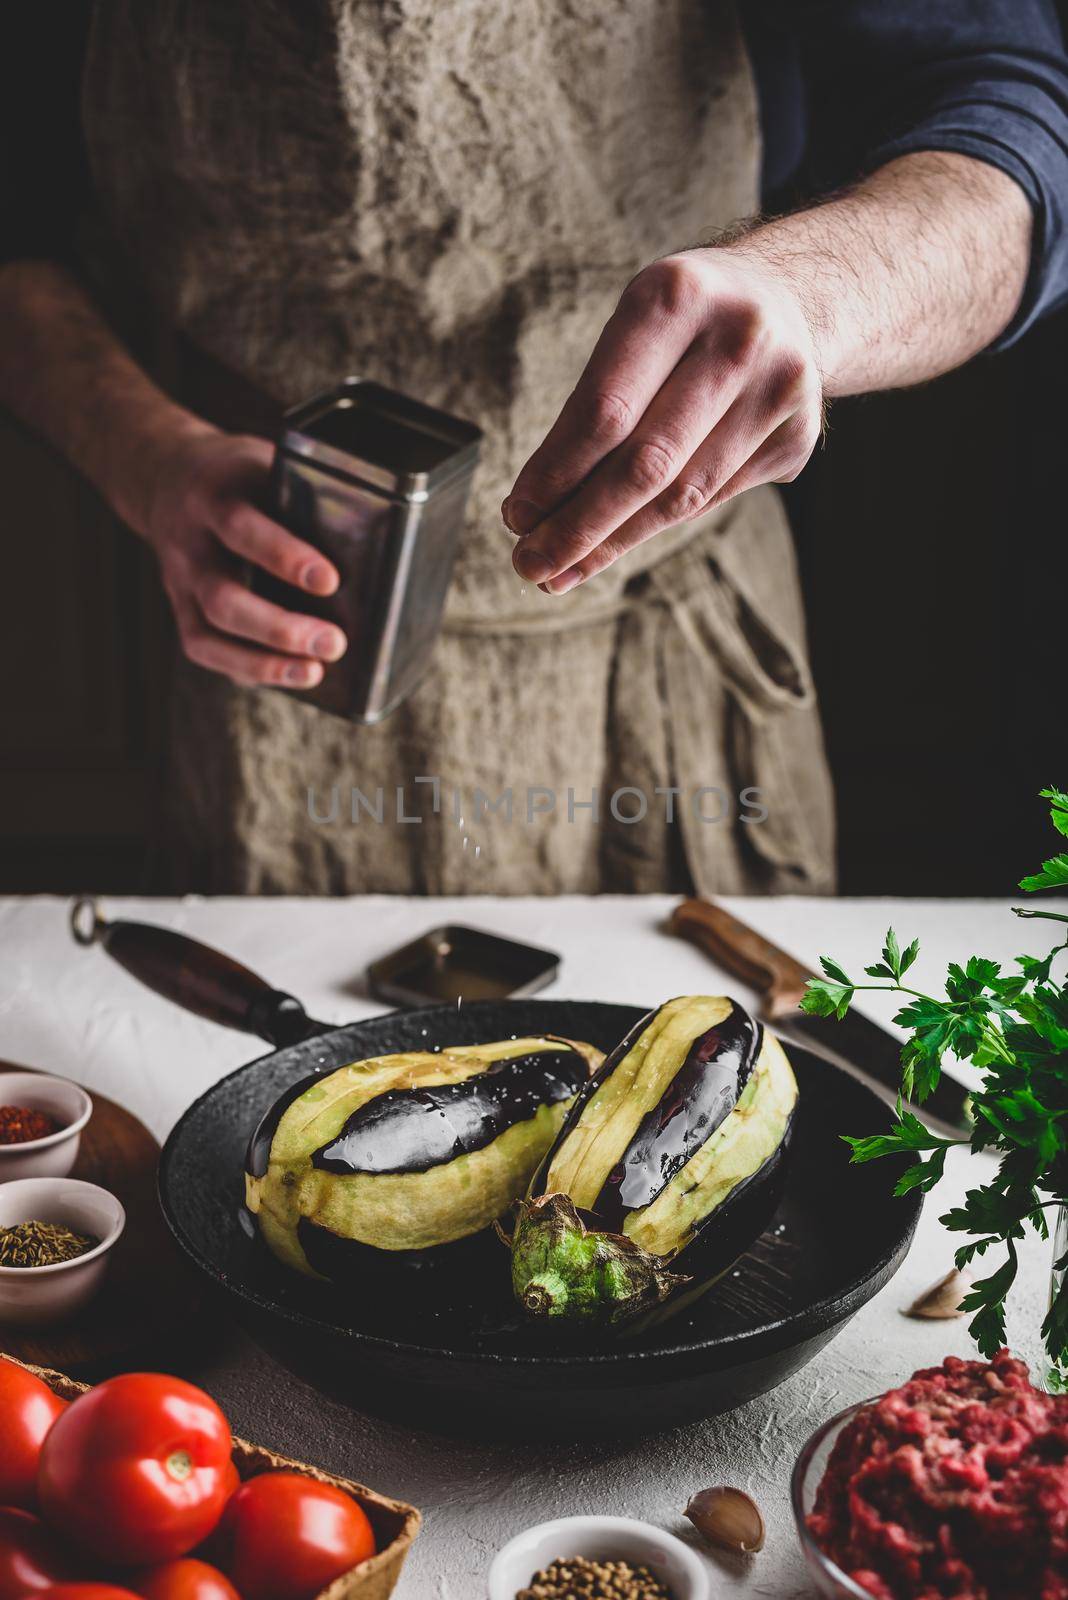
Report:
904,1267,973,1320
684,1485,765,1553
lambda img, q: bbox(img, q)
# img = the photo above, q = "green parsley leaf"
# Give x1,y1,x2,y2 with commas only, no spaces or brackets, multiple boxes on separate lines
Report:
801,976,854,1019
883,928,902,977
1040,787,1068,839
899,938,920,977
1020,854,1068,893
894,1147,948,1195
810,787,1068,1371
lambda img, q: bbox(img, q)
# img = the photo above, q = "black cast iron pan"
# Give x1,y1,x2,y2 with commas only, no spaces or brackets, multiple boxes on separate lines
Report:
71,901,922,1439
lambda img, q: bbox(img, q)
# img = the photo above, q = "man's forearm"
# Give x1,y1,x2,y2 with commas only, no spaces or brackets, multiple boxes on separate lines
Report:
725,151,1032,397
0,258,348,687
0,260,212,535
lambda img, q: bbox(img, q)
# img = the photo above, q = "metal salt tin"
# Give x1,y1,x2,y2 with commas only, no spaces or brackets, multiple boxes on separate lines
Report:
368,924,561,1006
263,378,482,723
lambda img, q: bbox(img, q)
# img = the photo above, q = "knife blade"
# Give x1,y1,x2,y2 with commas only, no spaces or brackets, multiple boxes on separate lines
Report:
668,897,972,1136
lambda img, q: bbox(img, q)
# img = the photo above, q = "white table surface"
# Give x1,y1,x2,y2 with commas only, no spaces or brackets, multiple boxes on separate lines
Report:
0,894,1058,1599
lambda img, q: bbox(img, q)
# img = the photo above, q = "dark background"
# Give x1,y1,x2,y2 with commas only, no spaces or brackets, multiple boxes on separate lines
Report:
1,0,1064,898
793,305,1065,895
0,305,1061,899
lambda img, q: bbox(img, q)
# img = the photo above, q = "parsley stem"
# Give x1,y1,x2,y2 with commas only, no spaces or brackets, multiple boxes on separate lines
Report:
846,982,1016,1064
845,983,939,1002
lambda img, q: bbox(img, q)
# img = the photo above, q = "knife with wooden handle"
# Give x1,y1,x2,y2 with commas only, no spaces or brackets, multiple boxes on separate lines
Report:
668,897,972,1134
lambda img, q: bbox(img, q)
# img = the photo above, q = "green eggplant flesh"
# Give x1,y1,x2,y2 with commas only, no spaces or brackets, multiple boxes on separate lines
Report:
511,996,797,1327
245,1035,601,1277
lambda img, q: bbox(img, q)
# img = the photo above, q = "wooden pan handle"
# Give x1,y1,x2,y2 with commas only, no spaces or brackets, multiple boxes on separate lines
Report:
668,897,814,1020
70,898,324,1048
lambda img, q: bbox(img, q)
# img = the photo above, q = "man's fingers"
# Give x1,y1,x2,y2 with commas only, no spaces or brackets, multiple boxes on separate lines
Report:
503,258,710,534
170,592,327,690
510,336,746,584
213,501,340,596
540,399,818,594
533,390,767,591
707,409,823,503
196,575,347,662
183,614,326,689
185,628,325,689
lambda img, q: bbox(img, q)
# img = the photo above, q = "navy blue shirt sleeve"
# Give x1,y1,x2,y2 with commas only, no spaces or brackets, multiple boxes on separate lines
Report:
5,5,1068,348
747,0,1068,346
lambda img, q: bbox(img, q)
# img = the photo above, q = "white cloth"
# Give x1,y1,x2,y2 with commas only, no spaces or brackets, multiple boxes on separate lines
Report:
0,892,1059,1597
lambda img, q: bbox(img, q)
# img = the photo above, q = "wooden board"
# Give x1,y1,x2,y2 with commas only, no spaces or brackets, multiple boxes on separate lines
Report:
0,1063,204,1375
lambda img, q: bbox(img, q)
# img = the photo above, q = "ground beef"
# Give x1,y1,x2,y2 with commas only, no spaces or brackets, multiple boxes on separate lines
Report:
807,1350,1068,1600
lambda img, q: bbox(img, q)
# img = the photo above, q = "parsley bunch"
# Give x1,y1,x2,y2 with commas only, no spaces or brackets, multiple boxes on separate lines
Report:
802,788,1068,1366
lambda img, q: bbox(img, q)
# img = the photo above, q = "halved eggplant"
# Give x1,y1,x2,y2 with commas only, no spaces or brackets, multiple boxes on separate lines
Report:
511,996,797,1326
245,1036,602,1277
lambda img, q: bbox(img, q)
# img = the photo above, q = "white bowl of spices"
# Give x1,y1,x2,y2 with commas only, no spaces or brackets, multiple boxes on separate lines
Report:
0,1071,93,1180
0,1177,125,1325
488,1515,710,1600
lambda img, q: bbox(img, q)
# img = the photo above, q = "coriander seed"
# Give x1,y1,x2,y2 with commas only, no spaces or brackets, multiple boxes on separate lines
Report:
515,1552,674,1599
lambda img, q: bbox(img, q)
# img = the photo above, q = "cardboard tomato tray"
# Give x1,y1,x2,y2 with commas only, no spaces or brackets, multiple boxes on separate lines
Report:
12,1356,421,1600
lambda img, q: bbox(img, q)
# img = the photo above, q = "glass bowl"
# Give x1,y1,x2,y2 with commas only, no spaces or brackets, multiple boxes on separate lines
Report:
791,1398,881,1600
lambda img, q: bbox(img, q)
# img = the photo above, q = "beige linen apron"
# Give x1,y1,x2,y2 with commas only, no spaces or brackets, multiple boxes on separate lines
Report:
81,0,835,896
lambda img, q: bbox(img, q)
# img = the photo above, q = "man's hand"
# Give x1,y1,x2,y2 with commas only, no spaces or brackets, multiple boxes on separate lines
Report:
141,428,346,689
504,250,825,594
0,263,347,689
504,152,1032,594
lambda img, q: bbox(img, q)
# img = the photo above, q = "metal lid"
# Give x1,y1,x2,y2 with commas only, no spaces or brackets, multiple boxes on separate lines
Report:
278,377,482,500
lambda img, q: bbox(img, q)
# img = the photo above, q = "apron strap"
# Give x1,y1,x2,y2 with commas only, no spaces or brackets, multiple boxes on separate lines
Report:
647,533,816,722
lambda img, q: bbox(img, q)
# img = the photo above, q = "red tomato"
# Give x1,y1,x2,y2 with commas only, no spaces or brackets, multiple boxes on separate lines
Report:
130,1560,239,1600
220,1472,376,1600
0,1506,75,1600
33,1589,142,1600
37,1374,233,1565
0,1357,66,1509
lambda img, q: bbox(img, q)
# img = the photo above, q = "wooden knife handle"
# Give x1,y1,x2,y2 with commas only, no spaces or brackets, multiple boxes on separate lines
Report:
69,898,323,1048
668,897,814,1020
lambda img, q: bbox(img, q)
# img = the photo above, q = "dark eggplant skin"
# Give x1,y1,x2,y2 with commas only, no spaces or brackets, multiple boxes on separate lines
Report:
312,1048,589,1176
245,1036,601,1275
620,1114,794,1336
591,1001,763,1228
512,997,798,1326
296,1215,499,1279
246,1065,322,1179
528,1012,649,1200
